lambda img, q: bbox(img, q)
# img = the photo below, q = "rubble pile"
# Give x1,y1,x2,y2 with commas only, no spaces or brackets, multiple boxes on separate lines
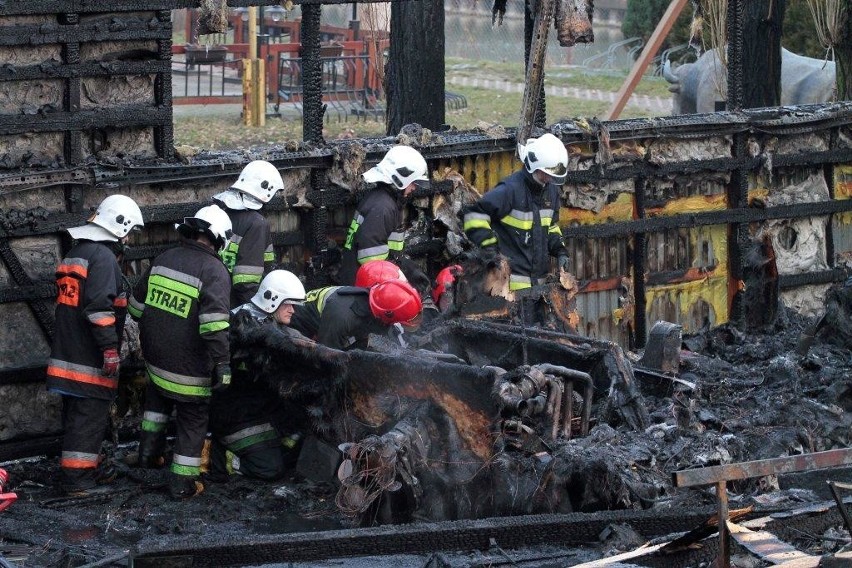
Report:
0,303,850,566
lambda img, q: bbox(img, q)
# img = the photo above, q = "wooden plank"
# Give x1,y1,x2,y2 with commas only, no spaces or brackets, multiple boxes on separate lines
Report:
605,0,688,120
568,543,665,567
727,521,816,565
674,449,852,488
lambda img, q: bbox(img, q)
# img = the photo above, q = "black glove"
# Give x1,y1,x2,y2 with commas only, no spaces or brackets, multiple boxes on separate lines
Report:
557,254,570,272
211,363,232,393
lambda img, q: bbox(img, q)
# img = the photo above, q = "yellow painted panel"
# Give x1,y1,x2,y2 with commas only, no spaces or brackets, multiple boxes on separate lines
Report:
560,192,635,226
438,152,519,193
648,194,728,217
836,211,852,227
646,274,729,331
835,164,852,200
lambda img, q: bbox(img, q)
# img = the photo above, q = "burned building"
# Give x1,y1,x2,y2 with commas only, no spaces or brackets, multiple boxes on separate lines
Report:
0,1,850,567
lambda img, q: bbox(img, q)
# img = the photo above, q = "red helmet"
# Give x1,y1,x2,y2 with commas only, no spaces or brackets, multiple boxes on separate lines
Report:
432,265,462,304
369,280,422,325
355,260,407,288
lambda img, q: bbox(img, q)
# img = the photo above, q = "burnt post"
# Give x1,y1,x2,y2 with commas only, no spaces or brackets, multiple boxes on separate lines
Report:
726,0,747,328
386,0,445,133
836,3,852,100
302,4,324,142
742,0,785,109
517,0,553,144
521,0,549,140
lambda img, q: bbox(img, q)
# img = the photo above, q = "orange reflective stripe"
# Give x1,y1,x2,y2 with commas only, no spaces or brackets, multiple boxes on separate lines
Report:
47,365,116,389
61,458,98,469
57,263,87,279
113,297,128,308
91,316,117,326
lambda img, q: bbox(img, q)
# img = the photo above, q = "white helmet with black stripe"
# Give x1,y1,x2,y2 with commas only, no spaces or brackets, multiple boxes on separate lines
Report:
518,133,569,184
251,270,306,313
363,145,430,191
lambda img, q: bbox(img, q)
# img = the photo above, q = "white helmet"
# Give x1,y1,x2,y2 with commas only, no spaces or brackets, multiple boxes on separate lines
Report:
518,133,569,184
228,160,284,210
176,204,233,251
68,194,144,242
251,270,306,313
363,145,430,191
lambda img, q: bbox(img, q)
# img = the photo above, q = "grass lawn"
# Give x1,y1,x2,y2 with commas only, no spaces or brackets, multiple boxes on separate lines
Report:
173,75,665,151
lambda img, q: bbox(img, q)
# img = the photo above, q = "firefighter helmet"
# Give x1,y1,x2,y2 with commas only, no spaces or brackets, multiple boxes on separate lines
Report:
68,194,145,242
518,133,568,184
355,260,408,288
226,160,284,210
362,145,430,191
432,264,462,304
176,204,233,252
369,279,422,325
252,270,306,313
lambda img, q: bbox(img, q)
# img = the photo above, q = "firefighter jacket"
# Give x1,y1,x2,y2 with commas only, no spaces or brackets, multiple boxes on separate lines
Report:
290,286,387,350
462,169,567,291
46,240,127,400
210,303,312,450
219,208,274,307
128,238,231,402
339,183,405,285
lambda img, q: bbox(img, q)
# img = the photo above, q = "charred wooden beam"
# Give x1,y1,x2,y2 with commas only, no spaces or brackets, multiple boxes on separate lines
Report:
0,107,172,136
0,20,170,47
674,449,852,487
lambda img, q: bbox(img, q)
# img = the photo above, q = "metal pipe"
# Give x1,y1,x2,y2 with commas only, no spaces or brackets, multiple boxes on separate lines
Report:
533,364,594,437
561,380,573,439
545,381,562,441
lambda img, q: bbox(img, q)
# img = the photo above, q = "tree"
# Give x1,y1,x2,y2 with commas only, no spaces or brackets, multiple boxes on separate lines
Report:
385,0,445,134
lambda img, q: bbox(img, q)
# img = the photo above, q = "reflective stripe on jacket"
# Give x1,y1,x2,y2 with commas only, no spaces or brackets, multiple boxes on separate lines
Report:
219,208,273,307
46,241,126,400
463,169,566,290
339,184,404,285
132,238,231,401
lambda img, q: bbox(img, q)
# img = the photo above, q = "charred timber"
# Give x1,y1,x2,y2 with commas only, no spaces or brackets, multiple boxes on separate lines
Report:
0,19,170,47
0,107,171,136
0,61,170,82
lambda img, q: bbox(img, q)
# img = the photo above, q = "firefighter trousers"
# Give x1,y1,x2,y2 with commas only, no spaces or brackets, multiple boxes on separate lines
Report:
210,425,288,481
60,395,112,492
139,382,209,483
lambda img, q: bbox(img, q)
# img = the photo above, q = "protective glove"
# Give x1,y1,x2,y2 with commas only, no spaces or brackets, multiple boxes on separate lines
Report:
211,363,232,393
102,348,120,378
480,246,500,266
557,254,571,273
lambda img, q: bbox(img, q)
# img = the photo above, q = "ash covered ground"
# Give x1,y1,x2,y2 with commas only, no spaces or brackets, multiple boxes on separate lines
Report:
1,307,850,567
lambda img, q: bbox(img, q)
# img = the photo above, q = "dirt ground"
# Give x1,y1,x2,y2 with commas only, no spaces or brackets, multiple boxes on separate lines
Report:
1,306,851,567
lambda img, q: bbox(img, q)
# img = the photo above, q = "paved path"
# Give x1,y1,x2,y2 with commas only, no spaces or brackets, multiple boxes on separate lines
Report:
446,74,673,115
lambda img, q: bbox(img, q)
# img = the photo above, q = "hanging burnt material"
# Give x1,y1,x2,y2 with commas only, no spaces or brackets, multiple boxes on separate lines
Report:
197,0,229,35
553,0,594,46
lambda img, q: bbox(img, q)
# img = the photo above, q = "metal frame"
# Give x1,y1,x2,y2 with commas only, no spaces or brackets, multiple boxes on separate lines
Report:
673,449,852,568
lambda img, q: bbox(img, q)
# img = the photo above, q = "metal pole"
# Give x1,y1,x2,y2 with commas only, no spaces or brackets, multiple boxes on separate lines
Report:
716,480,730,568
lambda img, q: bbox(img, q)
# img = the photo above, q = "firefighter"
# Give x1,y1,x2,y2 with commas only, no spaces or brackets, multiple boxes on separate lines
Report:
213,160,284,307
128,205,233,499
289,279,422,350
208,270,307,481
462,133,570,322
339,146,430,285
46,195,144,496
